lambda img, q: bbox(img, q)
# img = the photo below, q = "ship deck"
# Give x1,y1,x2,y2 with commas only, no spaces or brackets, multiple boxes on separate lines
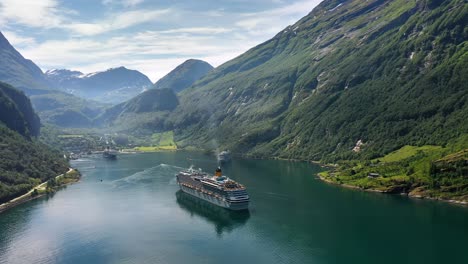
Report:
177,173,204,188
177,173,247,192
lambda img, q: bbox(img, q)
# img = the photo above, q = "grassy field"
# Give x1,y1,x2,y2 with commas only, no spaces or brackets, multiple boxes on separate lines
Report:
319,140,468,202
151,131,176,147
131,131,177,152
57,134,84,138
134,145,177,152
373,145,442,163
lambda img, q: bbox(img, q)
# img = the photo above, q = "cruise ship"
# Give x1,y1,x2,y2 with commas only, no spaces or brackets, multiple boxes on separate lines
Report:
103,148,117,160
217,150,231,164
176,167,249,210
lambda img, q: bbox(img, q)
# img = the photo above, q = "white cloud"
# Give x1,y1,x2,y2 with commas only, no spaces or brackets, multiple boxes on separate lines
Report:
16,29,257,81
65,9,170,35
103,0,145,8
159,27,233,35
236,0,321,38
0,0,64,28
123,0,145,7
2,31,37,47
0,0,167,36
2,0,321,82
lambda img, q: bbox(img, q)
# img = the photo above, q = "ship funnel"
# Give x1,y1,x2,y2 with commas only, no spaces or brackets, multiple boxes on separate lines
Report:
215,167,222,177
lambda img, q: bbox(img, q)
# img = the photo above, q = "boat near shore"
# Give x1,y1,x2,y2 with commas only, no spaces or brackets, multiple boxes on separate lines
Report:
103,147,118,160
176,167,249,210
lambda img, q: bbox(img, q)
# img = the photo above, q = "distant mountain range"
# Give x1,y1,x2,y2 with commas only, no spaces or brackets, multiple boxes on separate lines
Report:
94,60,212,131
0,31,158,127
0,29,216,128
45,67,153,104
154,59,213,93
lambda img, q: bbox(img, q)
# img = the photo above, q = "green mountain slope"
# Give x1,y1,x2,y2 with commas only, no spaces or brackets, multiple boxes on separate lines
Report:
95,88,178,133
0,82,40,137
30,91,107,128
168,0,467,161
154,59,213,93
0,31,50,94
0,31,107,128
0,84,68,204
95,58,214,133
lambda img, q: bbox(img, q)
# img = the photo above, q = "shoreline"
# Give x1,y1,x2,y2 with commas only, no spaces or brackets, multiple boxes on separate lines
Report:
0,168,79,214
317,174,468,206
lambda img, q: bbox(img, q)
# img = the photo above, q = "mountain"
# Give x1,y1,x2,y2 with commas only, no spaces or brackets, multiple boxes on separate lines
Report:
45,67,153,103
30,91,107,128
95,59,212,131
45,69,83,83
95,88,178,132
0,83,68,204
164,0,467,161
0,31,107,128
0,82,40,137
0,31,50,94
154,59,213,93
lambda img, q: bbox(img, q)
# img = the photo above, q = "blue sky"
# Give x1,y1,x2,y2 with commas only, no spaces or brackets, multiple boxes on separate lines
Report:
0,0,322,82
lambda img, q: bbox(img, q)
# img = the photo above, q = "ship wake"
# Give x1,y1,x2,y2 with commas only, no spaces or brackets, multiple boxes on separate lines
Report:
112,163,184,188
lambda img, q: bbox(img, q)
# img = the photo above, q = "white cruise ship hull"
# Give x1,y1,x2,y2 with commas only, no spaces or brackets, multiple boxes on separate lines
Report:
179,184,249,211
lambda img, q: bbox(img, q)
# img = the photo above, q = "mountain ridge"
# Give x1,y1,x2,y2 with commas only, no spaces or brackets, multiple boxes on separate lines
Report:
0,82,68,203
95,88,179,133
154,59,213,93
45,66,153,104
0,31,50,94
95,59,213,132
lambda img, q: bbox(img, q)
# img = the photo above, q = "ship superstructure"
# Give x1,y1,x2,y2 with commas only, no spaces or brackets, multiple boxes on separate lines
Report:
176,167,249,210
103,147,117,159
217,151,231,164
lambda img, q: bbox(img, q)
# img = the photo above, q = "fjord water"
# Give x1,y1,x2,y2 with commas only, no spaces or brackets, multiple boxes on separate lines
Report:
1,152,467,264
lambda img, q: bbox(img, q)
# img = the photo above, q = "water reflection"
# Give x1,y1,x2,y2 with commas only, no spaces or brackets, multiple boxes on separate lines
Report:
175,191,250,236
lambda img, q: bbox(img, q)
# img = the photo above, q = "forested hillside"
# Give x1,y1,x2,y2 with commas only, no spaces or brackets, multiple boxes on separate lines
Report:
0,84,68,203
31,92,106,128
0,82,40,137
165,0,467,161
95,88,179,133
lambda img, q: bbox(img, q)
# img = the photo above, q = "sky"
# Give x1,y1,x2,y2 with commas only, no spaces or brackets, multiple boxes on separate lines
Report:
0,0,322,82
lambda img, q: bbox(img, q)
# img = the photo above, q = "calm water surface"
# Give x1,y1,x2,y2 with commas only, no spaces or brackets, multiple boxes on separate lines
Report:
1,152,467,263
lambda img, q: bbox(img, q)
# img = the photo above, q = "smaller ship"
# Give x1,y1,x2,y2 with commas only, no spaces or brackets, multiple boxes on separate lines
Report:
217,150,231,164
176,166,249,210
103,147,117,160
